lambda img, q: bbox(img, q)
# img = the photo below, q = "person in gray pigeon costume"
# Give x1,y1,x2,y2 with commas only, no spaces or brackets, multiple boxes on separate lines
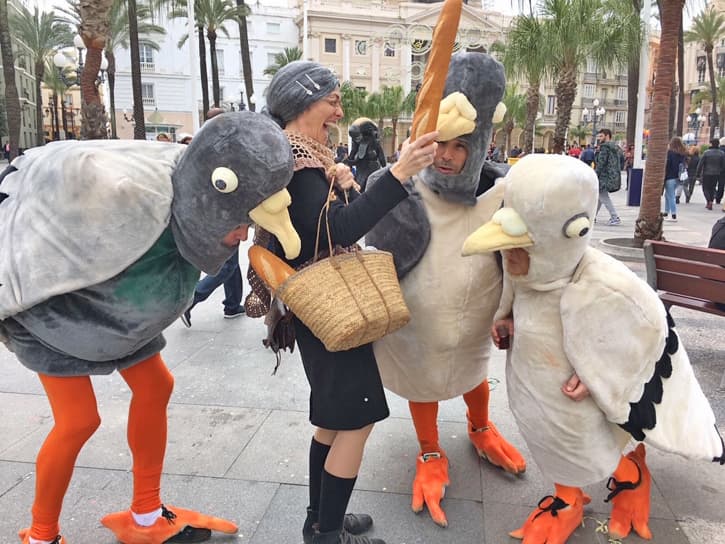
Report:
0,111,299,544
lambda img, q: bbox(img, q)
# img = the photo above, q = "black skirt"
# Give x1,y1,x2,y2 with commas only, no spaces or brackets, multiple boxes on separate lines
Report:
294,317,390,430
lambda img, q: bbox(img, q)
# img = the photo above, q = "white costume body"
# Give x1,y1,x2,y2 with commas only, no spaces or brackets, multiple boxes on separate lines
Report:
374,179,503,402
478,154,724,488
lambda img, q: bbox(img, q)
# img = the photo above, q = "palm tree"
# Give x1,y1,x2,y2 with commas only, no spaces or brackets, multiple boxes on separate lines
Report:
340,81,368,124
10,6,72,146
43,57,67,139
692,77,725,121
568,124,589,144
263,47,303,76
105,1,164,138
192,0,247,107
78,0,114,138
540,0,640,154
497,83,527,156
379,85,411,153
0,0,20,158
498,14,549,154
635,0,685,243
684,7,725,139
236,0,254,110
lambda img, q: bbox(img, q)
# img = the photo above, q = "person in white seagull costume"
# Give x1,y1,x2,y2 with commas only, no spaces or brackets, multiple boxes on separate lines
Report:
461,154,724,543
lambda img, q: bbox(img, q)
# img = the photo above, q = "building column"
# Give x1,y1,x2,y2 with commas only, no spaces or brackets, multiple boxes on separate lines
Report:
342,34,351,82
400,40,412,95
372,40,381,92
308,32,320,60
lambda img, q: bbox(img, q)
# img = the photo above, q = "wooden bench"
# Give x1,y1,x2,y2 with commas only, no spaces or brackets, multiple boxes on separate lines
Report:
643,240,725,317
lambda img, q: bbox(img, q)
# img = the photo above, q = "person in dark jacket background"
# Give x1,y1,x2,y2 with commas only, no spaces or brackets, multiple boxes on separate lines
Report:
695,138,725,210
683,146,700,204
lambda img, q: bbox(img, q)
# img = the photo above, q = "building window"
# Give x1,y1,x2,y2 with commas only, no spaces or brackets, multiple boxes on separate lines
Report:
615,110,626,123
215,49,225,75
718,53,725,78
64,94,72,106
266,22,280,34
141,83,155,106
586,57,597,74
354,40,367,56
267,52,277,67
617,86,626,100
697,56,706,83
139,43,154,72
384,42,396,57
545,95,556,115
582,84,595,98
324,38,337,54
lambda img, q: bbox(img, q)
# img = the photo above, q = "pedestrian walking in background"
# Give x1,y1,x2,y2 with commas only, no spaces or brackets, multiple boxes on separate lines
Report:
683,146,700,204
662,136,688,222
695,138,725,210
594,129,622,225
580,143,595,166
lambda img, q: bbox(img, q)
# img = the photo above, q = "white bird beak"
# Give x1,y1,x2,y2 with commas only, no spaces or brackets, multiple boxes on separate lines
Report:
462,207,534,255
249,189,301,260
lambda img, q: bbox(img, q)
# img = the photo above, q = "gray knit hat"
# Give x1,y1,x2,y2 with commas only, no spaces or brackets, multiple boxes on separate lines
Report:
265,61,340,127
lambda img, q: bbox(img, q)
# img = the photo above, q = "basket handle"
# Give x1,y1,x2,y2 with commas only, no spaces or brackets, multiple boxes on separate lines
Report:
313,174,350,264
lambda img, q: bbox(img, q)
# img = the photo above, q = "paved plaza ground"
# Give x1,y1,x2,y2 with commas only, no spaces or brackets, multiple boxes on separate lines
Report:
0,178,723,543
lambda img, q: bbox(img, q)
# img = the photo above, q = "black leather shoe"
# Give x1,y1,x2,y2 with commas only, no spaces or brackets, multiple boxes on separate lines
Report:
304,509,374,544
164,525,212,543
312,529,385,544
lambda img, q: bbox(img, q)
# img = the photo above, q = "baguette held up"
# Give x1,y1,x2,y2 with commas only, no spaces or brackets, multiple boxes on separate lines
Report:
249,245,296,291
409,0,463,141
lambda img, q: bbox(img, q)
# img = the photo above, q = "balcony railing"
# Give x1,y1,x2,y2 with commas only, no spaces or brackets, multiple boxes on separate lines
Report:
142,97,155,107
140,62,154,72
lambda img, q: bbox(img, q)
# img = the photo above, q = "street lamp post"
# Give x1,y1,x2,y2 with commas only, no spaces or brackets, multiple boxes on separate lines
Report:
238,83,246,111
689,107,706,145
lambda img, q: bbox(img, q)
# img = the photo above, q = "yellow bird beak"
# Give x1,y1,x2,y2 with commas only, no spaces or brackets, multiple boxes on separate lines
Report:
249,189,301,260
462,208,534,256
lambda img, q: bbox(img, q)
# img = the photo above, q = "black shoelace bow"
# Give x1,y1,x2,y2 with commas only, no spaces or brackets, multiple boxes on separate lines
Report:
604,459,642,502
161,505,178,525
533,495,570,519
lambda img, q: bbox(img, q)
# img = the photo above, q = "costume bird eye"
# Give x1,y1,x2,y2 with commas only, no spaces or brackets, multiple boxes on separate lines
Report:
563,214,591,238
211,167,238,193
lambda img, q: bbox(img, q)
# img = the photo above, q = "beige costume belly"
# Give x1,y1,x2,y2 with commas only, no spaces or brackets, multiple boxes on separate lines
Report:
373,181,502,402
507,284,627,487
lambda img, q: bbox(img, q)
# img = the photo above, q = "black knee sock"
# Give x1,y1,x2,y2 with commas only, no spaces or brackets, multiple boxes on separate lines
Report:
318,470,357,533
308,438,331,514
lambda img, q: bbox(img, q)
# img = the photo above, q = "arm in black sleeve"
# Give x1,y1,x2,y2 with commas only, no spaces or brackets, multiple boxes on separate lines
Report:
286,167,408,261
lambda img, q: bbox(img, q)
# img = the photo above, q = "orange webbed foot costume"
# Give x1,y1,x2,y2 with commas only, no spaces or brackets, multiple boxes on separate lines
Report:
100,505,238,544
606,444,652,540
510,486,590,544
411,451,450,528
18,528,66,544
467,417,526,475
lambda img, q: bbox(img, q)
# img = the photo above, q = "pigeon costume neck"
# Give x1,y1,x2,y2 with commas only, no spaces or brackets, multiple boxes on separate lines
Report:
418,52,505,206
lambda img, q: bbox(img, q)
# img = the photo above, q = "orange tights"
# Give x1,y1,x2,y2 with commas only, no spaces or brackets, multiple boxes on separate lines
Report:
409,380,490,453
30,353,174,541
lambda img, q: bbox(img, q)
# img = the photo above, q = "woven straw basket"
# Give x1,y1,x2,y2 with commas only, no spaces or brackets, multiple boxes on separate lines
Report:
276,249,410,352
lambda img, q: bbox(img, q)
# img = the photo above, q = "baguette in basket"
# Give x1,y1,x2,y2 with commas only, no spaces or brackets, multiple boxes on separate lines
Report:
249,244,410,352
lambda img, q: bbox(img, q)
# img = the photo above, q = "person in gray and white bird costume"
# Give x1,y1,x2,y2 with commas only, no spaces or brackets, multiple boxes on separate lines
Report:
0,111,300,544
462,153,724,543
366,51,526,529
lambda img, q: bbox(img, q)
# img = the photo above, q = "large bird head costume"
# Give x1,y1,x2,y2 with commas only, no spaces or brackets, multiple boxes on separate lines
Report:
348,118,379,144
171,111,299,273
419,51,506,206
463,154,599,284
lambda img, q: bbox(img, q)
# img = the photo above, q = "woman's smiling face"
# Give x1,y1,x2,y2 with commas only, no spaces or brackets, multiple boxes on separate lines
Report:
293,89,343,144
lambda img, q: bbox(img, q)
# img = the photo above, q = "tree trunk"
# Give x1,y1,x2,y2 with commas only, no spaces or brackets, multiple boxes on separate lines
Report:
128,0,146,139
523,81,540,154
668,80,677,137
236,0,255,111
34,60,45,146
61,97,68,139
79,0,112,139
107,51,117,138
198,25,209,117
635,0,684,244
391,117,398,153
707,45,719,139
0,0,21,159
676,19,684,136
208,29,220,107
553,65,578,154
52,93,60,139
626,0,641,146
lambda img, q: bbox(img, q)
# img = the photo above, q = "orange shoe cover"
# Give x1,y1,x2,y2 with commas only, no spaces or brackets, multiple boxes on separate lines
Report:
18,528,66,544
100,505,238,544
467,417,526,475
606,444,652,540
509,486,589,544
411,451,450,528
